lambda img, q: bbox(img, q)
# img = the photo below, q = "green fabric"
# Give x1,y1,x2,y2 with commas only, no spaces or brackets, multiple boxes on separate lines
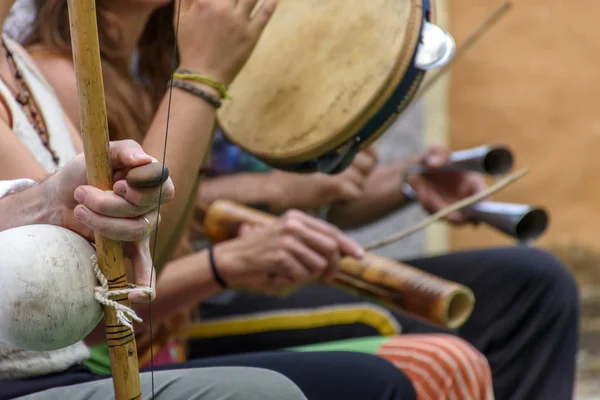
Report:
85,336,389,375
84,344,112,376
288,336,389,354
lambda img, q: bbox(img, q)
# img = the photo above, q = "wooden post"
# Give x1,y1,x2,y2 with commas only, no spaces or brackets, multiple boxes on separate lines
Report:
66,1,143,398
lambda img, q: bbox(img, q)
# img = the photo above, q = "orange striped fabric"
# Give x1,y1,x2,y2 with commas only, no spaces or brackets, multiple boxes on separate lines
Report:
376,334,494,400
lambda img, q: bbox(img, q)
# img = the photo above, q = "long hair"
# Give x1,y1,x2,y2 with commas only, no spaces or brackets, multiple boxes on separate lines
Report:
24,0,176,143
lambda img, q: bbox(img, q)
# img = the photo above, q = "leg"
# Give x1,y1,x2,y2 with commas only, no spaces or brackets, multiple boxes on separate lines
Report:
402,246,579,400
376,334,494,400
290,334,493,400
191,284,401,357
154,351,417,400
15,367,307,400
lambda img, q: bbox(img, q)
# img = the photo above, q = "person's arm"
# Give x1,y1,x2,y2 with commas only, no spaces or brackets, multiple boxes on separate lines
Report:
32,54,217,270
0,178,61,231
31,0,279,271
198,168,373,214
135,249,220,325
327,161,413,229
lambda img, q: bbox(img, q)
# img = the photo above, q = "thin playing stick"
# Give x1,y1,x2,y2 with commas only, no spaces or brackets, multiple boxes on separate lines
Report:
364,168,529,251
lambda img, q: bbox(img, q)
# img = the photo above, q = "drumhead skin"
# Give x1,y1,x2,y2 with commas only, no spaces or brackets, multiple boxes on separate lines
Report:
219,0,443,174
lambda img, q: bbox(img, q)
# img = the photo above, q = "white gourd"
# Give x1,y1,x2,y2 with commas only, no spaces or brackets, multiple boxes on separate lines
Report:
0,224,102,351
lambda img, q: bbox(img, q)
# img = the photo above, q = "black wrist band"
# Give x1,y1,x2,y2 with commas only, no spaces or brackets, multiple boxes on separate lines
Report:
171,79,222,109
208,245,228,289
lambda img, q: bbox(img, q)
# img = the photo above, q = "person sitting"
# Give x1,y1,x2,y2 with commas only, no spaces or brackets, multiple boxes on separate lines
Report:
18,0,495,398
0,139,308,400
0,1,421,399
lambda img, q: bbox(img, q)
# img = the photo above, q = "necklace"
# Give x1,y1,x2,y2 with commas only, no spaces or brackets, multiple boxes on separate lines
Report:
0,39,59,165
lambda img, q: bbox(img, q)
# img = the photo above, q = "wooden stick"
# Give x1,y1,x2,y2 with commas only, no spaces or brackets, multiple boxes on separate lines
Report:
66,1,142,399
364,168,529,251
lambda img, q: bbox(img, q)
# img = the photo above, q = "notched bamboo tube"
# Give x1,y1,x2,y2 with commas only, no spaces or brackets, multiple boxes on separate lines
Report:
203,200,475,329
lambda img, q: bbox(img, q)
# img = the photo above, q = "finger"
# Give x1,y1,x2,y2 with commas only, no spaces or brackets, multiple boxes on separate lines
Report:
112,177,175,208
333,178,362,201
299,215,364,259
364,146,379,161
352,152,377,175
74,207,158,242
281,234,328,276
238,0,260,16
124,239,157,303
321,250,340,282
423,144,451,168
285,211,364,258
277,250,312,284
283,224,340,279
281,213,338,253
108,140,154,171
342,167,365,189
465,174,488,194
416,184,448,215
250,0,277,33
75,185,156,218
126,163,170,188
445,211,468,224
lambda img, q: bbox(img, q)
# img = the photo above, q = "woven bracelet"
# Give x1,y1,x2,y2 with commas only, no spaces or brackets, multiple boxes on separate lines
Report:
171,79,222,109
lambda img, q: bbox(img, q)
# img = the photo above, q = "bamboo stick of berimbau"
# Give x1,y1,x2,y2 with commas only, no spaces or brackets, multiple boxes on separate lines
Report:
66,1,143,399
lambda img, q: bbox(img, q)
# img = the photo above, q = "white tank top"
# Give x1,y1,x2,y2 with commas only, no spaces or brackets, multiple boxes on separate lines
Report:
0,36,77,173
0,37,89,379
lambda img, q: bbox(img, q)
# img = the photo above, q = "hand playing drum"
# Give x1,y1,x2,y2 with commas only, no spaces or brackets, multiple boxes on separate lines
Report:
217,0,455,174
268,147,379,211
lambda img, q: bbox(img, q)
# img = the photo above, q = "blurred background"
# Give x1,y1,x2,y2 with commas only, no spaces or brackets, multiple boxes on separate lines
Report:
347,0,600,398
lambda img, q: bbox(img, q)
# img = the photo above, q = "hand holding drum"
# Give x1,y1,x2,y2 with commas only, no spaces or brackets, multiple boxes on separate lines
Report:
203,200,475,329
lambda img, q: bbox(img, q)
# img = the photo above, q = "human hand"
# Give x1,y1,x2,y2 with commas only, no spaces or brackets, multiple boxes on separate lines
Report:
176,0,278,85
43,140,175,301
211,210,364,294
269,147,379,211
406,144,487,224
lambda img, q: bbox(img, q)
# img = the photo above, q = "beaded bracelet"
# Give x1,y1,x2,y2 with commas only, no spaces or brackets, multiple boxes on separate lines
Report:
171,79,222,109
174,68,230,100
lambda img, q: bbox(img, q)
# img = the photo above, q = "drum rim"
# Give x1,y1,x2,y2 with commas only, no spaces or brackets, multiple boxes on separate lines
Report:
218,0,426,163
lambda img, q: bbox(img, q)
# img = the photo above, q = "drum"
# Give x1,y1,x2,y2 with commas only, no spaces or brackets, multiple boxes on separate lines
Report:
218,0,455,174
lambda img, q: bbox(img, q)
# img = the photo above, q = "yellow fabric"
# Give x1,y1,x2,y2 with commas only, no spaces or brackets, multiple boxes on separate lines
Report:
186,304,400,338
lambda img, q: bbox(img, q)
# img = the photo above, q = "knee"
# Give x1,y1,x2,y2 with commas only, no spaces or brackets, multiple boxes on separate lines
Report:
493,247,580,309
330,352,417,400
419,335,492,395
224,368,307,400
436,335,491,381
174,367,307,400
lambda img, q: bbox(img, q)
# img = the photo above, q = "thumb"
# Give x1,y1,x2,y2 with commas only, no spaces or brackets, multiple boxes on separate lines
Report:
125,239,156,303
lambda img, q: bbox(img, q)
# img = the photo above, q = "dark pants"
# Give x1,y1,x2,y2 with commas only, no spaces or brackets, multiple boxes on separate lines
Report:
2,351,416,400
191,246,580,400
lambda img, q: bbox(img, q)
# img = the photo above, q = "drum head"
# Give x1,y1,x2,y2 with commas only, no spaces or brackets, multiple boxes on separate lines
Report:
218,0,424,166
